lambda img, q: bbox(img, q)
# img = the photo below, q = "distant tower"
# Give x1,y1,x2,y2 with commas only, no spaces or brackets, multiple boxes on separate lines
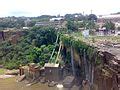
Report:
24,20,27,27
91,10,93,14
83,11,85,16
57,14,60,18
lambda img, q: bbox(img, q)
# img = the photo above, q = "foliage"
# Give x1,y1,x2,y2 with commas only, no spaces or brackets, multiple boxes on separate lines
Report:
66,20,78,31
0,68,6,75
103,21,115,30
0,26,57,69
31,15,56,22
66,20,97,31
61,34,101,65
0,17,25,29
71,20,97,30
64,13,97,22
95,54,102,65
27,45,54,64
88,14,97,21
65,13,84,21
27,20,36,27
4,62,19,70
86,21,96,29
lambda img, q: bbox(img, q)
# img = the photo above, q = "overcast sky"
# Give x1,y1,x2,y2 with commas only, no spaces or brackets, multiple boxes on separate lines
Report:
0,0,120,17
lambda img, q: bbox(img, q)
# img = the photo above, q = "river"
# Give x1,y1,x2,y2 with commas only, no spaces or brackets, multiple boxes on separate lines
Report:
0,77,79,90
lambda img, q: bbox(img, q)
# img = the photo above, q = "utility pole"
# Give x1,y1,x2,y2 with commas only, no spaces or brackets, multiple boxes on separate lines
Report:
83,11,84,16
91,10,93,14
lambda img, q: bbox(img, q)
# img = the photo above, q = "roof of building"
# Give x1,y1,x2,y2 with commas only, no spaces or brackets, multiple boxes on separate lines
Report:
50,17,64,21
98,14,120,19
44,63,59,67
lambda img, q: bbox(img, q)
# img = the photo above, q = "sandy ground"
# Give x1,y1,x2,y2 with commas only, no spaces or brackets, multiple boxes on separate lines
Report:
0,75,15,79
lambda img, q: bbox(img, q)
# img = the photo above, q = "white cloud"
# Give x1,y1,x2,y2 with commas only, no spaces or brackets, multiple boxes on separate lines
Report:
0,0,120,16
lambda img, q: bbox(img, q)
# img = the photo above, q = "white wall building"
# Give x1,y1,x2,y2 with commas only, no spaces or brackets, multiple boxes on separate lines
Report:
50,17,64,22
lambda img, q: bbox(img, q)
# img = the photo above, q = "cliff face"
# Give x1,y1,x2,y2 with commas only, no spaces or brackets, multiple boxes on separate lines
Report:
62,40,120,90
93,46,120,90
0,31,4,41
0,30,25,44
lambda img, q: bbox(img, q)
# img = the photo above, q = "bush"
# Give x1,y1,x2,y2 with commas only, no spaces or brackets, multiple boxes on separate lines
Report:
4,62,19,70
0,26,57,69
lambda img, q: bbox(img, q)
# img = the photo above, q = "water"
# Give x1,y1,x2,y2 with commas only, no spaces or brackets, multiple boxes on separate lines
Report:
0,77,79,90
70,46,75,76
83,49,89,80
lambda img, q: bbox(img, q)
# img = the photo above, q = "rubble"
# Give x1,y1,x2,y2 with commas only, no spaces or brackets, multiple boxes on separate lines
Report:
63,76,75,88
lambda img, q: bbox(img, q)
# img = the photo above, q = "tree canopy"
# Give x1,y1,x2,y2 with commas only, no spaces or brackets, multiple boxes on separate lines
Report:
0,26,57,69
88,14,97,21
103,21,115,30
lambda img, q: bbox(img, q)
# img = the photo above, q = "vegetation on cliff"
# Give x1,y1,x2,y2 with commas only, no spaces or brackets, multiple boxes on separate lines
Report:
61,34,101,66
0,26,57,69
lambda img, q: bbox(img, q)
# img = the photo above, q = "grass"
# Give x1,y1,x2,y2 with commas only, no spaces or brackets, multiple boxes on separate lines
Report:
0,68,6,75
71,32,120,44
87,36,120,44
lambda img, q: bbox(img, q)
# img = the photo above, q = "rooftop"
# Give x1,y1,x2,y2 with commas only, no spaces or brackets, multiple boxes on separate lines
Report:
98,14,120,19
44,63,59,67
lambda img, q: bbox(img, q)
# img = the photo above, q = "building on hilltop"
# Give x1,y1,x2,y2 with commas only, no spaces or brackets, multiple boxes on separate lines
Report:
97,14,120,28
35,17,66,29
49,17,64,22
98,14,120,23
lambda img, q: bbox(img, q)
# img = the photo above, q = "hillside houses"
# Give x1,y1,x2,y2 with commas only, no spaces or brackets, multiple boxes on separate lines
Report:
97,14,120,28
35,17,66,29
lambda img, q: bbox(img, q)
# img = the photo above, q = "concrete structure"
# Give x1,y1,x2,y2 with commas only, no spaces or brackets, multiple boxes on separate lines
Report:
19,63,43,80
44,63,62,82
28,63,41,79
19,66,29,76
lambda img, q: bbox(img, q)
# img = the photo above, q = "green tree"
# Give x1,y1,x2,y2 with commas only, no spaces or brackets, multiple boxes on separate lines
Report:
66,20,78,31
88,14,97,21
103,21,115,30
86,21,96,29
0,26,57,69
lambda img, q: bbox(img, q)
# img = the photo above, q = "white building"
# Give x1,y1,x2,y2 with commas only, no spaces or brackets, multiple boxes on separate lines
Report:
23,27,29,30
50,17,64,22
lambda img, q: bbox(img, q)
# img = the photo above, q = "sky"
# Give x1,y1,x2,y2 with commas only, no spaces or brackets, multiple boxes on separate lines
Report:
0,0,120,17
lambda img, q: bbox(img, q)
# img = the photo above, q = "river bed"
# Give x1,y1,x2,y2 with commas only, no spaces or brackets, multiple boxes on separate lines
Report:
0,77,79,90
